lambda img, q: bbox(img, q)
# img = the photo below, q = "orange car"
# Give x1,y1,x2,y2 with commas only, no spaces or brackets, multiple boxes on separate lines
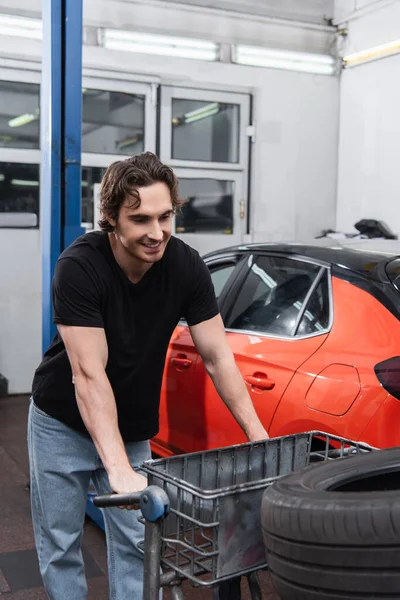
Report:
153,242,400,457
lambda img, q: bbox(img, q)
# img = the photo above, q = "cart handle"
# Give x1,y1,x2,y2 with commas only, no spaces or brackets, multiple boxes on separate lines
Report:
93,485,170,523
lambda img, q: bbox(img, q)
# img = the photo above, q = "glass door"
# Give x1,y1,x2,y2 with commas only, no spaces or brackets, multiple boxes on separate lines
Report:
160,86,251,256
173,169,244,256
82,77,157,230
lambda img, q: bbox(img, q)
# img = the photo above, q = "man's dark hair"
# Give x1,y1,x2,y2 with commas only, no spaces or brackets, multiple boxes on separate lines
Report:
98,152,184,232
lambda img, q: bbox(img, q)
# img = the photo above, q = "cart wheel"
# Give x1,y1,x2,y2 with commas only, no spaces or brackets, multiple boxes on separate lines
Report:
141,485,170,522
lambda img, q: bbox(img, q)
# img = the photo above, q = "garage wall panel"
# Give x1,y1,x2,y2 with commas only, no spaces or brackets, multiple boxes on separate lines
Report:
336,56,400,235
0,230,41,394
336,0,400,235
336,1,400,54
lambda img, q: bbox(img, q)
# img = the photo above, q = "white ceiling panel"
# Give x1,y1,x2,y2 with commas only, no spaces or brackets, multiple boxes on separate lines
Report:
168,0,334,25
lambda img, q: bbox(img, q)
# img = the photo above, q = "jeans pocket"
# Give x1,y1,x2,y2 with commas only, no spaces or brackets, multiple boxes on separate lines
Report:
32,402,53,420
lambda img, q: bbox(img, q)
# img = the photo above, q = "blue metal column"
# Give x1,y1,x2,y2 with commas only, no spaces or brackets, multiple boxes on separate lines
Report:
41,0,104,530
63,0,85,250
41,0,85,353
41,0,62,353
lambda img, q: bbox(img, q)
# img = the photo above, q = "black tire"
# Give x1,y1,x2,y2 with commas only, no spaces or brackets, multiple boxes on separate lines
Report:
261,447,400,599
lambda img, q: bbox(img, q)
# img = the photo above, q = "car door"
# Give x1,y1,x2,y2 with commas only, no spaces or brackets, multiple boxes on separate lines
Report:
192,253,331,451
154,254,245,457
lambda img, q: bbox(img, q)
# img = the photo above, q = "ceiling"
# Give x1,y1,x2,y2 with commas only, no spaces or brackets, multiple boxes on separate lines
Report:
168,0,334,25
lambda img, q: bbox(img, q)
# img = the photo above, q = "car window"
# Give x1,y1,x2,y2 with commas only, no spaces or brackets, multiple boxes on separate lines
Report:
296,271,330,336
226,256,320,337
179,261,237,325
209,263,236,299
386,258,400,292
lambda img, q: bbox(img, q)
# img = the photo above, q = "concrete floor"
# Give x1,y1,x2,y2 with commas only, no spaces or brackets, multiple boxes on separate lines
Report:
0,395,280,599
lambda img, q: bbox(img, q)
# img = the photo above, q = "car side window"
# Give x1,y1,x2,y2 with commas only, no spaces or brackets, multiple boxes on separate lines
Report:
209,263,236,300
226,256,320,337
296,271,330,335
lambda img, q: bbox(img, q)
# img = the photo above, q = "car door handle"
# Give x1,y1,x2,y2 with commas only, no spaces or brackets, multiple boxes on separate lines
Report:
245,373,275,390
171,357,193,369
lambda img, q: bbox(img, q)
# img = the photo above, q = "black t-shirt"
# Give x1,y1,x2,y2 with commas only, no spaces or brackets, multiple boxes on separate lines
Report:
32,231,219,441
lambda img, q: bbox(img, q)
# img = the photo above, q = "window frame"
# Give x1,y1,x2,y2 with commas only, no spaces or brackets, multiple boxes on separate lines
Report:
81,76,156,162
291,267,331,336
205,253,248,313
178,252,247,326
160,85,250,171
0,154,41,228
222,252,333,340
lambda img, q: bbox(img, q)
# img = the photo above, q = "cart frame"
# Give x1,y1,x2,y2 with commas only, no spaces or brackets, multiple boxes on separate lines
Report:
95,431,374,599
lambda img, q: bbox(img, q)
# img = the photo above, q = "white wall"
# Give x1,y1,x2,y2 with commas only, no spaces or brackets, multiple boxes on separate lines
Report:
0,230,42,393
0,2,339,393
336,0,400,234
82,44,339,243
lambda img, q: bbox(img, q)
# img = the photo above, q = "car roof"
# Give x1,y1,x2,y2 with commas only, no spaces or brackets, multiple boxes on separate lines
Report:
203,239,400,278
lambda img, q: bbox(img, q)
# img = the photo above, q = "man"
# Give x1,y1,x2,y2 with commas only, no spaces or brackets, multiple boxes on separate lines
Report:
29,152,268,599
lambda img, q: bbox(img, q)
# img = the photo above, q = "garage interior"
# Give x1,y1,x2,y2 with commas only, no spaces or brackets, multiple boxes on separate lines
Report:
1,0,399,598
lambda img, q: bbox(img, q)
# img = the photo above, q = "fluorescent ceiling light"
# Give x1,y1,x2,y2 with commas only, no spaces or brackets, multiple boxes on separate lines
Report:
184,102,220,123
233,45,337,75
104,29,219,61
343,39,400,67
172,102,221,126
8,113,38,128
185,107,219,123
11,179,39,186
0,13,42,39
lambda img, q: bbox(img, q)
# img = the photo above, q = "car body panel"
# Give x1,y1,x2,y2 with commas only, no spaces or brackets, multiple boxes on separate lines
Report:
191,330,329,451
270,276,400,445
305,364,361,416
154,243,400,457
155,325,201,455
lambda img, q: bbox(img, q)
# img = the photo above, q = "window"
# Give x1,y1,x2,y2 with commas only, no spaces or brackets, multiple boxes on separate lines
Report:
226,256,321,337
386,258,400,292
81,166,105,227
209,263,236,300
0,163,107,229
171,99,240,163
176,179,234,234
179,260,236,324
0,80,40,149
296,271,330,335
82,89,145,155
0,162,39,227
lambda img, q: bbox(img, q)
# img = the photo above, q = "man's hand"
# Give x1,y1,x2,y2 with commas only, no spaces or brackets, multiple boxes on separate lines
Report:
108,465,148,510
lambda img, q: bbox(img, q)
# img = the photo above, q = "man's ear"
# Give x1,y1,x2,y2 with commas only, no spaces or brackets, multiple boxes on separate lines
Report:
105,214,116,228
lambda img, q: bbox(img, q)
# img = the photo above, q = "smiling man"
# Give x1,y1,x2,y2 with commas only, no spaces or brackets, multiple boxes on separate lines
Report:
28,152,268,600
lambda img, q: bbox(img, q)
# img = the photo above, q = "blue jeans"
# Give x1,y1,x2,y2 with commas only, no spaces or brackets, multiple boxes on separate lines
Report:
28,400,151,600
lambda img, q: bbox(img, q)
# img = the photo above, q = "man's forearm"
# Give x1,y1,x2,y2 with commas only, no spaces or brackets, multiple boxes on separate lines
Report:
204,355,268,440
74,372,131,473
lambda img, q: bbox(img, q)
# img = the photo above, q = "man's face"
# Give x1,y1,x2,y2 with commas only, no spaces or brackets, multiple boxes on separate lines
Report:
109,181,174,264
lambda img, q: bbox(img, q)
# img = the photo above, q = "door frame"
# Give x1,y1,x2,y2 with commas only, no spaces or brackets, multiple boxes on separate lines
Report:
173,167,246,255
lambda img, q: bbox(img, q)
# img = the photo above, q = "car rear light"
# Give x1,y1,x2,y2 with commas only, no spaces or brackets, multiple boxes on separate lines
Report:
375,357,400,400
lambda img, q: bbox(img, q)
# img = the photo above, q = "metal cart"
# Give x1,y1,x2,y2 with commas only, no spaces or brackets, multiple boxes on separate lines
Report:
94,431,374,599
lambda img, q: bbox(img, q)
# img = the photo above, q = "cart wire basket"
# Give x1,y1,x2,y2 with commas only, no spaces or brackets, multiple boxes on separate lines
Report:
140,431,374,588
94,431,374,599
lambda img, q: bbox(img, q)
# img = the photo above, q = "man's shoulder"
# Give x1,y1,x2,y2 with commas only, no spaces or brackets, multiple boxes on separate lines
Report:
58,231,108,265
163,237,209,291
166,236,201,265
